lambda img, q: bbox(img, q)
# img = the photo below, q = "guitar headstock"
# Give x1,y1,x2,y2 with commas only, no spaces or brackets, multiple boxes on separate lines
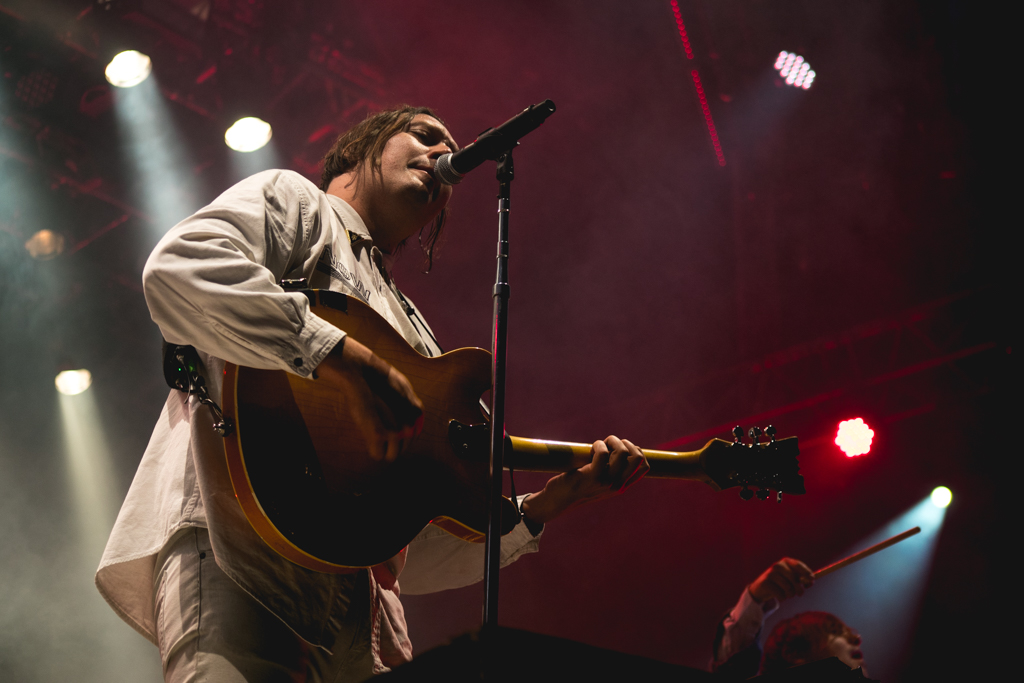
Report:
701,425,805,501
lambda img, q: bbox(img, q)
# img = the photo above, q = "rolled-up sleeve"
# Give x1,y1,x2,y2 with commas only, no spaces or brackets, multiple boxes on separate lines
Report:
398,496,542,595
712,588,777,670
143,170,344,376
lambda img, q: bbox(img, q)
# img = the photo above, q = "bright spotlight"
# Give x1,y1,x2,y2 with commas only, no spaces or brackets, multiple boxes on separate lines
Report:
225,117,273,152
835,417,874,457
104,50,152,88
55,369,93,396
931,486,952,508
24,229,65,260
774,51,816,90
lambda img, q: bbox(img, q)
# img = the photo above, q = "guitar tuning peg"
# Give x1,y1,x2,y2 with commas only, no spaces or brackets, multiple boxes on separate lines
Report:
756,488,770,500
732,425,744,442
748,426,763,442
739,486,754,501
766,425,776,442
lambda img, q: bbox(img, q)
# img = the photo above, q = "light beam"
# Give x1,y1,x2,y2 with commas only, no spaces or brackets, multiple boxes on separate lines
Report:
58,390,118,556
112,76,200,231
768,496,947,680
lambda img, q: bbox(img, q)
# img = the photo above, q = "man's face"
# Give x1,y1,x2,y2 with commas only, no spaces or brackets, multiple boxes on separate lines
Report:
374,114,457,232
825,627,865,671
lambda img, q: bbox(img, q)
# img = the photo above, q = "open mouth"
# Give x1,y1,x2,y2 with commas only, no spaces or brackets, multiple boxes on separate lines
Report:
412,166,436,189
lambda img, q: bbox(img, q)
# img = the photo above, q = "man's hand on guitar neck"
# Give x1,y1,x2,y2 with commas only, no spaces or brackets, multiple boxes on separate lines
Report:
315,337,425,462
520,436,649,524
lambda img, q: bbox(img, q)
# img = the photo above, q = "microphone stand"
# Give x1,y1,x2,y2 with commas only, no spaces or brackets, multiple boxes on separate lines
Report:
483,149,514,627
444,99,553,629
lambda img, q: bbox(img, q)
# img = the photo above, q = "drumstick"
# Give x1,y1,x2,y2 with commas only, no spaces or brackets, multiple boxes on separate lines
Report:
814,526,921,578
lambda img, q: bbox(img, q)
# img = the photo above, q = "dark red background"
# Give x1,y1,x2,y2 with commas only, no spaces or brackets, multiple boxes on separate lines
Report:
0,1,1008,681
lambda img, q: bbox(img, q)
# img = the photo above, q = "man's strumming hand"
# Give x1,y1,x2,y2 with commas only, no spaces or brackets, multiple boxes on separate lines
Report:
315,337,424,462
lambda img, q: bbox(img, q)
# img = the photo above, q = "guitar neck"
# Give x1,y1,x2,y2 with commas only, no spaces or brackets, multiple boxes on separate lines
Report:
506,435,719,485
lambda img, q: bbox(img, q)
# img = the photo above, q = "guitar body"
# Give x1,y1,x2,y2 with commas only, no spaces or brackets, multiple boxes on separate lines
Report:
222,290,519,572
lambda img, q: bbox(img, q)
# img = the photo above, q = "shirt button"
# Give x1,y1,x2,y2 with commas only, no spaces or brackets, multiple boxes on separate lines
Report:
293,358,303,367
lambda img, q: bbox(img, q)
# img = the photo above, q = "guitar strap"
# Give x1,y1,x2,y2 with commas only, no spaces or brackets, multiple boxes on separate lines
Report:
161,339,235,437
508,458,522,519
161,338,198,394
390,283,444,355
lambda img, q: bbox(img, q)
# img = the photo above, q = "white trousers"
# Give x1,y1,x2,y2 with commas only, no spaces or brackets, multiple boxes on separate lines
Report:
152,527,374,683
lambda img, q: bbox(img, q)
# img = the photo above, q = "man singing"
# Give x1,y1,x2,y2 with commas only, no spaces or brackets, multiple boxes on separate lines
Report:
96,106,649,682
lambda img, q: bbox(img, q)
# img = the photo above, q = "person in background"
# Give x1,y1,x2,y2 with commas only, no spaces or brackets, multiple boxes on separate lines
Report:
711,558,867,678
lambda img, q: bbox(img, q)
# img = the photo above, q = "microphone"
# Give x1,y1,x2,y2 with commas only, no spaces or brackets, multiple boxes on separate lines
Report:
434,100,556,185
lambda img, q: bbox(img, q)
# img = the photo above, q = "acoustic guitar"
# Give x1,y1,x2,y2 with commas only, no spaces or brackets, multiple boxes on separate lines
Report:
221,290,804,572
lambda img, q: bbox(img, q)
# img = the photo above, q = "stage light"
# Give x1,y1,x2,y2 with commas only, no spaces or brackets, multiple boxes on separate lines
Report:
692,70,726,167
669,0,694,60
930,486,952,508
104,50,152,88
55,369,92,396
667,3,726,167
15,68,58,107
774,51,816,90
24,229,65,260
835,417,874,457
225,117,273,152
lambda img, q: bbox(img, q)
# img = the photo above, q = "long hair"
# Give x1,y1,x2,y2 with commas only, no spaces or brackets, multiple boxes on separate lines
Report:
319,105,449,270
760,611,850,673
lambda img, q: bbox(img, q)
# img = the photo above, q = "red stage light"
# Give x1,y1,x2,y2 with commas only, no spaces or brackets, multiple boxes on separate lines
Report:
835,418,874,457
668,2,725,166
669,0,694,59
692,70,726,167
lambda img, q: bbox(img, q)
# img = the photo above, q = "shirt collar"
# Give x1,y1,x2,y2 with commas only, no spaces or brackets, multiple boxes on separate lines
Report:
325,193,397,284
325,194,372,245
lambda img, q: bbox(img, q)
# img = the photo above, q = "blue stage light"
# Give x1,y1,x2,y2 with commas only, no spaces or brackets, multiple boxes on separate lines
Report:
931,486,952,508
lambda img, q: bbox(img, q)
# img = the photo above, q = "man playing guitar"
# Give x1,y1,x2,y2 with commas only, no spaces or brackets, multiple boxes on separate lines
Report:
96,106,649,682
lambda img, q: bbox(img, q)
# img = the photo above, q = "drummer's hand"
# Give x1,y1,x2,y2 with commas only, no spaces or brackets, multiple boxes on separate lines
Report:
520,435,649,524
315,337,423,462
748,558,815,604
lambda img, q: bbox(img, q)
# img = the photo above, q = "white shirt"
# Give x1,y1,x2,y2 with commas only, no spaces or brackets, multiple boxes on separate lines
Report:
96,170,541,672
713,588,780,669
